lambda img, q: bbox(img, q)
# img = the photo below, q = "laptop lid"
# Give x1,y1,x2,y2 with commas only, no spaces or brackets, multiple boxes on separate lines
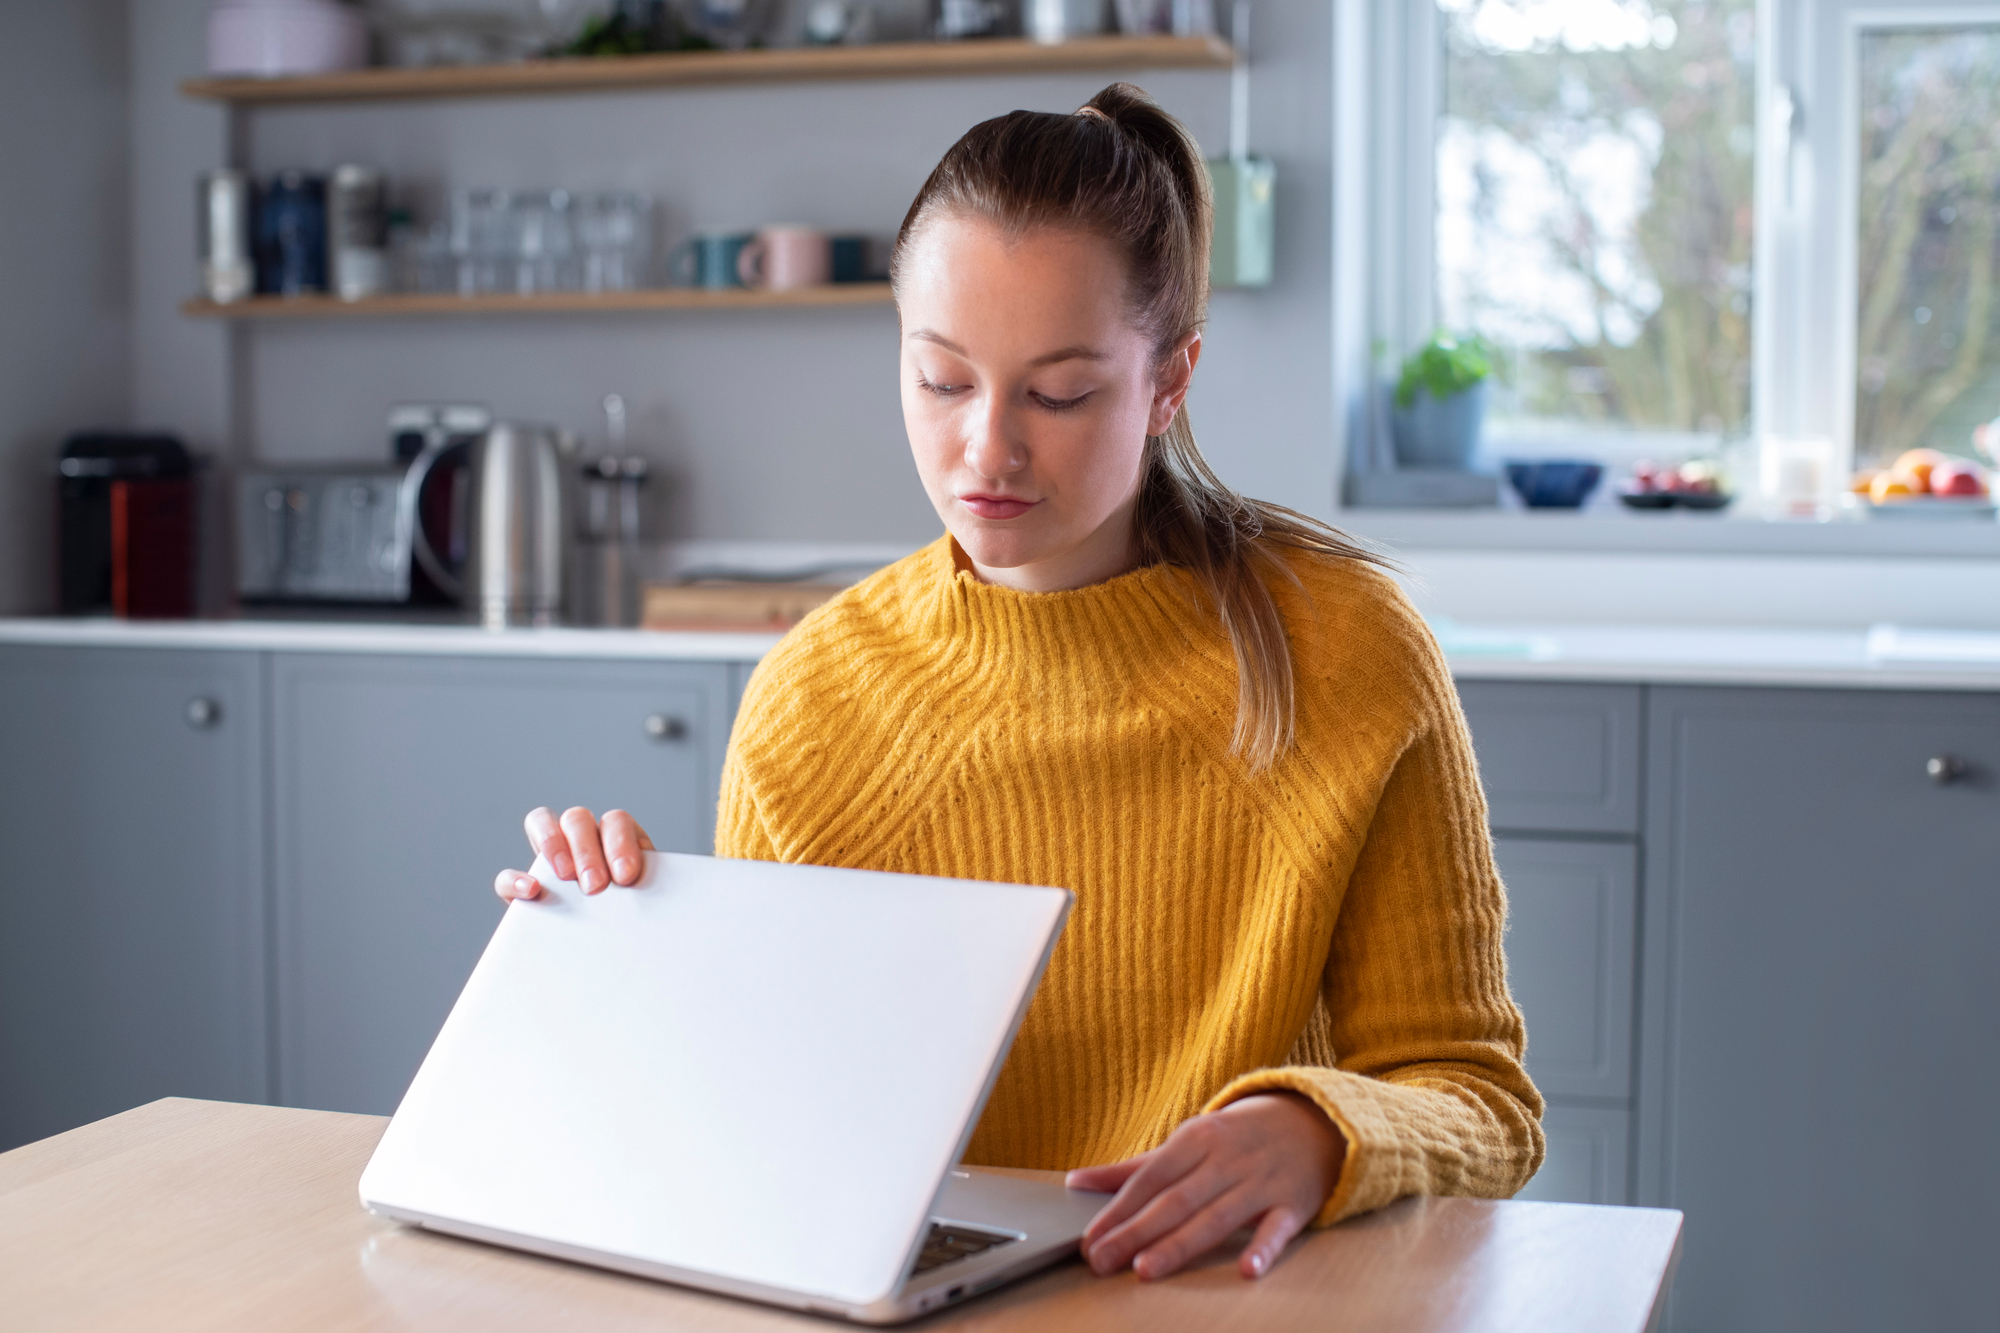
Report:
358,852,1071,1310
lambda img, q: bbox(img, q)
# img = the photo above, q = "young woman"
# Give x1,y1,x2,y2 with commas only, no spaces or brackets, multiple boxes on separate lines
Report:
497,84,1542,1284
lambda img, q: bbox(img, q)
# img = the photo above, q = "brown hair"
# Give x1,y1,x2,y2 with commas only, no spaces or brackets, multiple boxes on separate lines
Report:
891,82,1388,772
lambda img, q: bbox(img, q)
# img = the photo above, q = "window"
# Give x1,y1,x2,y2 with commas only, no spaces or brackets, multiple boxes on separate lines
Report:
1850,23,2000,471
1435,0,1755,445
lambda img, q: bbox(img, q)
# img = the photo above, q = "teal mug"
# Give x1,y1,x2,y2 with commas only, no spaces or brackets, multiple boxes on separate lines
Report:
671,232,753,290
829,234,872,283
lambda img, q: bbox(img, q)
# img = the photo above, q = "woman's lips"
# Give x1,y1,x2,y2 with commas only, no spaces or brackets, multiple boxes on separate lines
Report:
959,494,1039,520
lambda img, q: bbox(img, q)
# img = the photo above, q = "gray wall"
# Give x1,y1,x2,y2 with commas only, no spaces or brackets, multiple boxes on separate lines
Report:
0,0,133,614
124,0,1338,544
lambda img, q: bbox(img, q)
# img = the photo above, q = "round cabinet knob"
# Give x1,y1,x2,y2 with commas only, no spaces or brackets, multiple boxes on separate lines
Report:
1926,754,1967,785
185,697,222,730
644,713,687,742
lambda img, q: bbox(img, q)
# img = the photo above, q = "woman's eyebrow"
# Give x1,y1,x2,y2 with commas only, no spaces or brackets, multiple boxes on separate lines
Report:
907,329,968,354
906,329,1109,368
1027,346,1110,367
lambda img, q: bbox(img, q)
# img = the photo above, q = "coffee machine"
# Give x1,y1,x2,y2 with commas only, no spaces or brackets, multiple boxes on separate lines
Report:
58,433,197,618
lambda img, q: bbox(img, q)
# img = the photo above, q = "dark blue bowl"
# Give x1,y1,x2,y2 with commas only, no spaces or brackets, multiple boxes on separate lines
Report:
1506,460,1604,509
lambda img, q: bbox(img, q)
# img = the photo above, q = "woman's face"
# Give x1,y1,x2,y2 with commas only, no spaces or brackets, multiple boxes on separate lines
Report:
896,216,1199,593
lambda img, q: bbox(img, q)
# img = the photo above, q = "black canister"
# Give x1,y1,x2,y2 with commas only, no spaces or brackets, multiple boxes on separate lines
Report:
255,171,328,295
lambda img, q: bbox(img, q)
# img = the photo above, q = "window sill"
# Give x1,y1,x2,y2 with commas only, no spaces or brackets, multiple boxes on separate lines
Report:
1333,508,2000,560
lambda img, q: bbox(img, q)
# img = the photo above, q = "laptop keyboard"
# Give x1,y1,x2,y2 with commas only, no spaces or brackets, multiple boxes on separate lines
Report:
912,1222,1018,1274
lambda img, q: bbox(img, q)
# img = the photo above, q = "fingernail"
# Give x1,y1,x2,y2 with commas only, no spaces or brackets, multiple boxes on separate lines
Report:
1249,1252,1266,1277
613,857,636,882
583,869,605,894
515,876,535,895
554,853,574,880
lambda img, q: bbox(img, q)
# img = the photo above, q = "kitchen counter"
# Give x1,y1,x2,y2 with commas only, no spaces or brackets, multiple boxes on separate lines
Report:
0,617,785,662
2,616,1998,691
1428,621,2000,690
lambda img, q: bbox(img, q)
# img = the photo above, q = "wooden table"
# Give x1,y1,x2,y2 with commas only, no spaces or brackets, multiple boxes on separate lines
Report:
2,1099,1681,1332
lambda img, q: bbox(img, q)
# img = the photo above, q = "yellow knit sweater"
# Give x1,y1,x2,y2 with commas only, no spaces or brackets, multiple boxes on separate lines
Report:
716,536,1543,1225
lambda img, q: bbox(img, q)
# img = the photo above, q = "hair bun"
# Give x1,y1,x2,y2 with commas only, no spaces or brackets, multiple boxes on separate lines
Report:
1078,82,1154,123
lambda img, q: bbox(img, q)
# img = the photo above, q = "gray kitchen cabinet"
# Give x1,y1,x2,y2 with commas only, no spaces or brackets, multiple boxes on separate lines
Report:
1516,1103,1631,1206
1459,681,1644,834
1496,836,1637,1102
270,652,733,1117
0,646,267,1151
1638,686,2000,1333
728,660,757,726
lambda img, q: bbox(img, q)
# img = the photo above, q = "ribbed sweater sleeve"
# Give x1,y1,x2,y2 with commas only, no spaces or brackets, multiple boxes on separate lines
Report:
1199,639,1544,1224
716,708,782,862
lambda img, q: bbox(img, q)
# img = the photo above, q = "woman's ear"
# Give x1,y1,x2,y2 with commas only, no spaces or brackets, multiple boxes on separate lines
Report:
1148,332,1203,436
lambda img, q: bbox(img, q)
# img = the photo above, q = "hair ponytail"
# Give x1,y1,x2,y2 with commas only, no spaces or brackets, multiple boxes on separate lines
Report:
893,84,1389,773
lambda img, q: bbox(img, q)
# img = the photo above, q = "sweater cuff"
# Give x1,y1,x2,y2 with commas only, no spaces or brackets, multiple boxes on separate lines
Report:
1202,1066,1418,1228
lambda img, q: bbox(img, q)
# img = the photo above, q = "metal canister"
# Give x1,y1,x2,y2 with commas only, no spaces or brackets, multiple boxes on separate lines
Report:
329,164,388,300
196,170,254,304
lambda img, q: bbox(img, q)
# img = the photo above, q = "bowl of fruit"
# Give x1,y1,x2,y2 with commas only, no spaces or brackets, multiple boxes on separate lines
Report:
1618,459,1733,511
1851,449,1995,519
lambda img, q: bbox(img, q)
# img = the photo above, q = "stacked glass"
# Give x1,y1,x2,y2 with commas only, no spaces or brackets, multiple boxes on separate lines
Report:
393,190,657,295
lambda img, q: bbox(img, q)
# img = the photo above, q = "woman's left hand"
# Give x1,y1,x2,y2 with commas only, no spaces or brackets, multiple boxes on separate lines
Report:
1064,1092,1344,1282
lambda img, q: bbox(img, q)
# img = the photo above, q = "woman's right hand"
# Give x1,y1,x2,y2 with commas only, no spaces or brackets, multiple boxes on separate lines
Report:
494,806,655,903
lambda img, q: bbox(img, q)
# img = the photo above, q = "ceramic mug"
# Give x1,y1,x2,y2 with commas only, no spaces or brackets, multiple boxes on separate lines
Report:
671,232,753,290
737,226,831,291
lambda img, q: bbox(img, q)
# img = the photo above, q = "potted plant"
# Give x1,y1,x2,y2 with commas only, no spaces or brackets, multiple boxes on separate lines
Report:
1391,333,1493,470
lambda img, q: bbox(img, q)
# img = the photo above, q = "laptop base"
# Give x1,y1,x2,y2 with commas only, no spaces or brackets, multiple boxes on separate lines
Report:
370,1166,1107,1325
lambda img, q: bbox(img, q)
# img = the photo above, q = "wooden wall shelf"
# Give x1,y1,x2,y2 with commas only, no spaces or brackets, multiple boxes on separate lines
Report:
180,35,1235,106
181,284,896,319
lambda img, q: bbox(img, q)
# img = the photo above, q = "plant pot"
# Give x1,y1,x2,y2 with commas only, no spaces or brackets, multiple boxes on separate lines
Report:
1390,380,1488,471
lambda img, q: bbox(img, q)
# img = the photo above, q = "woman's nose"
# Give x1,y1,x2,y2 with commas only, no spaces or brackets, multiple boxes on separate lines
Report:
962,396,1026,479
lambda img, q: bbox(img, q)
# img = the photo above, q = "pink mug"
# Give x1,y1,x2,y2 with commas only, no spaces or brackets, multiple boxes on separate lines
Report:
737,226,831,291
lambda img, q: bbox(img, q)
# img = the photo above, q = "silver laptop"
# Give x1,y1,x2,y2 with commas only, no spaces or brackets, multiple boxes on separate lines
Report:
359,851,1106,1323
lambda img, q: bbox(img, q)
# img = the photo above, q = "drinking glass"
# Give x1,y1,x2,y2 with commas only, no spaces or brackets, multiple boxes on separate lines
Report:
512,190,579,293
450,187,515,295
580,192,655,292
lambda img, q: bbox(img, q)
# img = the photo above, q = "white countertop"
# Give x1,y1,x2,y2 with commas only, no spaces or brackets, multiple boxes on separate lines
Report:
2,616,1997,691
1429,621,2000,690
0,617,786,662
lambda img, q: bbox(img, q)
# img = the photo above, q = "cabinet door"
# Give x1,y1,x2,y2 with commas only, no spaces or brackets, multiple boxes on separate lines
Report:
1496,837,1637,1100
271,653,731,1117
1458,682,1643,834
1639,687,2000,1333
0,646,267,1150
1516,1103,1630,1206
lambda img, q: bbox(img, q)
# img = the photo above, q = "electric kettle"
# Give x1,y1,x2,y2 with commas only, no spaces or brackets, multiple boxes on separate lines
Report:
407,421,575,628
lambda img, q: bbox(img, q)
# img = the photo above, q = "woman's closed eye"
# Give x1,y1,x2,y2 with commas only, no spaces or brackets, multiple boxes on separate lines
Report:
916,373,970,398
1032,389,1093,413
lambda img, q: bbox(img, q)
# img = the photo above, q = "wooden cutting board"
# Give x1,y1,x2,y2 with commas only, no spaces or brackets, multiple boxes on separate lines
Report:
640,581,842,631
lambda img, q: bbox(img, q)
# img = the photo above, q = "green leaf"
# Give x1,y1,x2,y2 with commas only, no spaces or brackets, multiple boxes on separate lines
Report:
1395,332,1493,409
